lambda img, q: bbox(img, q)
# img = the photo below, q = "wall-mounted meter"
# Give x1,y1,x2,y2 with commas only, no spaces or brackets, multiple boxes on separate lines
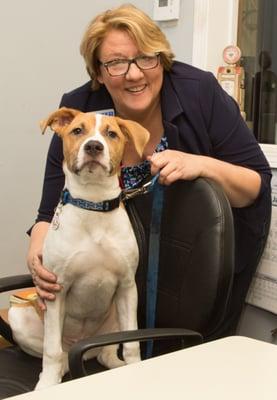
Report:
217,45,245,118
153,0,180,21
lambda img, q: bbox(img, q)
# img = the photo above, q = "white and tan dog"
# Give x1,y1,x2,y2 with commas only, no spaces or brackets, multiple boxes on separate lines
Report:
8,107,149,390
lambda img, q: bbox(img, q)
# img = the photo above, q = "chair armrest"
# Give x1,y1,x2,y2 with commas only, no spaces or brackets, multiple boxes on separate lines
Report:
0,274,34,293
68,328,203,379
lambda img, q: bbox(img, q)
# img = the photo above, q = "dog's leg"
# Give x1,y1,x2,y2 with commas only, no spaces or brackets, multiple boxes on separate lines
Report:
35,291,67,390
8,306,43,357
96,304,125,369
115,282,141,364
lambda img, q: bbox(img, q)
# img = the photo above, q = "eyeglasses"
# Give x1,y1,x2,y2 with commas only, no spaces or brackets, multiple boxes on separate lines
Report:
99,53,160,77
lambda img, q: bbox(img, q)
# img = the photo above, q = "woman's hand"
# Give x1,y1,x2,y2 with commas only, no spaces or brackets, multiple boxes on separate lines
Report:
148,149,261,207
148,150,203,185
27,222,61,310
27,251,61,310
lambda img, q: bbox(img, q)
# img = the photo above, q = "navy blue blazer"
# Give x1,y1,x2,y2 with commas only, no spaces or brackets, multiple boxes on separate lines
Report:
36,61,272,273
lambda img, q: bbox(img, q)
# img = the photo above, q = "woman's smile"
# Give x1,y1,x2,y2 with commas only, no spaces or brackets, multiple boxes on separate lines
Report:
97,29,163,119
125,84,147,93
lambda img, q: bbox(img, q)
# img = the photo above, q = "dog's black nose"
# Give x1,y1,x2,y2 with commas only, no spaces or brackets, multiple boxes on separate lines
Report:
84,140,104,156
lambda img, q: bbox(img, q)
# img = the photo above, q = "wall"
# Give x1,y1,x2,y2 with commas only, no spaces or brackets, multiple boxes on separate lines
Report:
192,0,239,75
0,0,194,307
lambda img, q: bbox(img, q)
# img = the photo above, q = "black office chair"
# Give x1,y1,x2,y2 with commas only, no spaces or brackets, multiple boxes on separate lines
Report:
0,177,234,398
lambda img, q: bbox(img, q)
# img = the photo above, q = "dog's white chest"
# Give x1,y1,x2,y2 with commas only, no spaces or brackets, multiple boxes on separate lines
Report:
44,205,138,309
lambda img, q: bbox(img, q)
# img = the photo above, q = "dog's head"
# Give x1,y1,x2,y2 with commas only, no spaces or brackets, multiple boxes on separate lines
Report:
40,107,149,177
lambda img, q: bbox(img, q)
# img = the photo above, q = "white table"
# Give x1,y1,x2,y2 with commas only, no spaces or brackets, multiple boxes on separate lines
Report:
8,336,277,400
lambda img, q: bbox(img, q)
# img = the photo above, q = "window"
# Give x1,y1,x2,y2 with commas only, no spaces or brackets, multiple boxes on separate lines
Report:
238,0,277,144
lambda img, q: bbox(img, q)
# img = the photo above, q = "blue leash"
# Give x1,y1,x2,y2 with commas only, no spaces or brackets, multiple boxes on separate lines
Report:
123,173,164,358
145,175,164,358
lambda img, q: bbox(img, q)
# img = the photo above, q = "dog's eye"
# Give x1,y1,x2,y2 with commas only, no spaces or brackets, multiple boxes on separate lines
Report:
106,130,118,139
71,127,83,136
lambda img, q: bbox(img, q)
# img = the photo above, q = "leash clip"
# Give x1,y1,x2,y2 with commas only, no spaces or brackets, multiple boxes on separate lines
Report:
122,174,160,202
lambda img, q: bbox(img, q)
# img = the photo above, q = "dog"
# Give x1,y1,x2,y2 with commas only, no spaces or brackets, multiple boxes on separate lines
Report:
8,107,149,390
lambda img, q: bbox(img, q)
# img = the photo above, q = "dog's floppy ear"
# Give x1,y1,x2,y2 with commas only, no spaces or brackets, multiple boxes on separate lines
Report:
40,107,81,135
116,117,149,157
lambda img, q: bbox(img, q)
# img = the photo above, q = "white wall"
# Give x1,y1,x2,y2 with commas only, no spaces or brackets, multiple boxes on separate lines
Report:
0,0,194,306
192,0,239,75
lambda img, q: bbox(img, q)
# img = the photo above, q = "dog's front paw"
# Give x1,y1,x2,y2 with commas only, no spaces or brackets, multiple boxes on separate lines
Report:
35,372,62,391
123,342,141,364
124,353,141,364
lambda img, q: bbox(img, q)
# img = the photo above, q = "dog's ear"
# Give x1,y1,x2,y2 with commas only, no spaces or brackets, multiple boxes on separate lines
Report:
40,107,81,135
116,118,149,157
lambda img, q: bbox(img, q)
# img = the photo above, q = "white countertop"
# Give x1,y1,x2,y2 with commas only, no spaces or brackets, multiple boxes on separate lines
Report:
8,336,277,400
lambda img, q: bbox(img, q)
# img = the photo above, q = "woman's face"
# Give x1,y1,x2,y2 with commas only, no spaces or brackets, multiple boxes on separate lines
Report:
97,29,164,120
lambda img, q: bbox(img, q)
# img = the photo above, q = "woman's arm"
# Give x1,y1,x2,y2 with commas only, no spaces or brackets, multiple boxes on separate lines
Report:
149,150,261,208
26,133,64,307
27,133,65,306
27,221,61,309
27,92,89,304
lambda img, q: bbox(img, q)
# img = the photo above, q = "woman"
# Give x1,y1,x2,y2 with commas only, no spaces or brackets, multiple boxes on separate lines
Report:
28,4,271,337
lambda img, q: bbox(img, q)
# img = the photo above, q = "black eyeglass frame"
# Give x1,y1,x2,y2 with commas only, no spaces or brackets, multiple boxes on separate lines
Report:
99,53,161,77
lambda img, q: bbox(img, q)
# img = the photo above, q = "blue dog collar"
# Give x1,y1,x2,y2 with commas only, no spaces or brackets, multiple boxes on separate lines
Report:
61,189,122,212
60,174,160,211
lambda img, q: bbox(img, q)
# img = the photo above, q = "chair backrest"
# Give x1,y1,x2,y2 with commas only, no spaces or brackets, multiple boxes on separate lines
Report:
128,177,234,344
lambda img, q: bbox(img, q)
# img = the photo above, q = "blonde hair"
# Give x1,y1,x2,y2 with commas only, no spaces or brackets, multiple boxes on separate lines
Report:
80,4,175,90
